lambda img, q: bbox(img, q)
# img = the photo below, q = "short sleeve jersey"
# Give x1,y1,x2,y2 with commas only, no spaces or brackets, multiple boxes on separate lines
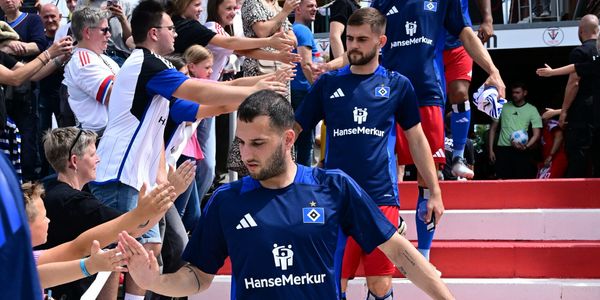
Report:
205,21,234,80
443,0,471,50
295,66,420,206
183,165,396,300
94,48,188,190
0,153,42,300
371,0,470,106
173,15,217,54
497,102,543,147
291,23,317,91
63,48,120,132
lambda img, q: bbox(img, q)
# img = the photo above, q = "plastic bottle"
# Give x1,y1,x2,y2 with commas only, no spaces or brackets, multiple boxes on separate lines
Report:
313,51,324,64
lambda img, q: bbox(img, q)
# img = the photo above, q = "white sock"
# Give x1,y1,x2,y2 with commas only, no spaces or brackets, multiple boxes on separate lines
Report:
124,293,145,300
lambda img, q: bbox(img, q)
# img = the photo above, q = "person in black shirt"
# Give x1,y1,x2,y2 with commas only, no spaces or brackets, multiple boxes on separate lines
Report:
328,0,359,59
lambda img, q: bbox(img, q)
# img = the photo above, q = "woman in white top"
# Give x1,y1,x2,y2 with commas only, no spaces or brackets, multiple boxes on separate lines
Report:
63,7,120,134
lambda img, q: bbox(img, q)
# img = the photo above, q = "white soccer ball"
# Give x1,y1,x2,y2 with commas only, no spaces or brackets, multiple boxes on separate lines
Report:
510,130,528,145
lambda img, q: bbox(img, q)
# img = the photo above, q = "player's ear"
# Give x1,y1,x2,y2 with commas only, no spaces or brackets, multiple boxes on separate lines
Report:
378,34,387,48
284,129,295,148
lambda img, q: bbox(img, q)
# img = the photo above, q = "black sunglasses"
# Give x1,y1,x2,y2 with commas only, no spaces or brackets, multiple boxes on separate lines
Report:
91,26,111,35
68,126,84,160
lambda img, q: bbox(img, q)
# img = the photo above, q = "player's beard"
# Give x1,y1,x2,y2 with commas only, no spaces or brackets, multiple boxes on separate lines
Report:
250,140,287,181
348,45,378,66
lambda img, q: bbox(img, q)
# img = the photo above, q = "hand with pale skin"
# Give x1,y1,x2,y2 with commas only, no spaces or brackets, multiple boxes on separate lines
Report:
118,231,158,290
167,160,196,197
276,50,301,64
282,0,301,14
136,183,177,217
254,76,289,95
273,66,296,83
536,64,555,77
107,2,127,21
6,40,27,56
268,31,296,51
484,72,506,99
85,240,128,274
47,36,74,59
541,108,561,120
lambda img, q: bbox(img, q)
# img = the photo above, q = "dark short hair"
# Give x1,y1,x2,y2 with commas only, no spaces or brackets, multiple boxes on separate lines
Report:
237,90,295,131
347,7,386,35
512,82,528,91
131,0,165,44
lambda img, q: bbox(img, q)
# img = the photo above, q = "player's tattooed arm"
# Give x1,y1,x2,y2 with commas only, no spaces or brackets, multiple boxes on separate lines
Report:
379,234,455,300
184,264,202,293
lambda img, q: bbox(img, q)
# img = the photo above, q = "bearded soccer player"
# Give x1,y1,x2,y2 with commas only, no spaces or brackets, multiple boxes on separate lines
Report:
294,8,442,300
118,90,454,300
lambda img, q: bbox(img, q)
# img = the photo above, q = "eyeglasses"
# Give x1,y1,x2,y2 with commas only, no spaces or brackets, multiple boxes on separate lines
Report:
91,26,111,35
68,127,83,159
153,25,176,32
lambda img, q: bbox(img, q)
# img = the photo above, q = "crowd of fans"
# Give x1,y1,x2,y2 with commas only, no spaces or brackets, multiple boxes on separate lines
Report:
0,0,598,299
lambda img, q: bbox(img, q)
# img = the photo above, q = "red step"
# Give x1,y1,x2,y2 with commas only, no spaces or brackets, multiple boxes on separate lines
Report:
398,179,600,210
216,241,600,278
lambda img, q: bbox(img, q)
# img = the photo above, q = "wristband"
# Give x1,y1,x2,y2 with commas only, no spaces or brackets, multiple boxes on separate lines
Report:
36,56,48,65
43,50,51,61
80,258,91,277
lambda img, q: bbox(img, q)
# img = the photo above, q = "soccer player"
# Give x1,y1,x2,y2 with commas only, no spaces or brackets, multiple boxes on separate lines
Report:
118,90,454,300
0,152,42,299
89,1,286,298
294,8,442,300
442,0,493,179
322,0,505,270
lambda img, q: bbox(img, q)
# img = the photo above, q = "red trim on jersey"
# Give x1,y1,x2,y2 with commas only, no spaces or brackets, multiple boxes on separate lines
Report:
96,75,114,104
79,51,91,66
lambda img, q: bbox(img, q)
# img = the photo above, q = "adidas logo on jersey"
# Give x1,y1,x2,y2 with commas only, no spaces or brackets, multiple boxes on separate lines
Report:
330,88,345,99
386,6,399,15
432,148,446,158
236,213,258,229
455,117,469,123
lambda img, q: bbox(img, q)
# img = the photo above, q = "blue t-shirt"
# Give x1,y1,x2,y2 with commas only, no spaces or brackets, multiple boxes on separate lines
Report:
295,66,420,206
372,0,470,106
182,165,396,300
444,0,472,50
291,23,317,91
0,153,42,299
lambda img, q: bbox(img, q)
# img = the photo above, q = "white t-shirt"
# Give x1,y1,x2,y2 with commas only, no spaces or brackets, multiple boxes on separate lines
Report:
63,47,119,132
204,22,234,81
94,48,188,190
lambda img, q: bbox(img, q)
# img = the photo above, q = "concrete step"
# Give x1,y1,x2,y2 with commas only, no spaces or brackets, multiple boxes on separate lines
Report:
400,209,600,240
398,178,600,210
190,277,600,300
214,241,600,278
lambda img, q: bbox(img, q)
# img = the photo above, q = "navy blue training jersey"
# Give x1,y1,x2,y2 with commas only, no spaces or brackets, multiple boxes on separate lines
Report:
372,0,470,106
183,165,397,300
295,66,420,206
0,153,42,299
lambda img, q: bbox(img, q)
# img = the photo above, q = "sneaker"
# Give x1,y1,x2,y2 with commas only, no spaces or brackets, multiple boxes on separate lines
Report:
540,10,550,17
398,216,408,236
451,156,474,179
